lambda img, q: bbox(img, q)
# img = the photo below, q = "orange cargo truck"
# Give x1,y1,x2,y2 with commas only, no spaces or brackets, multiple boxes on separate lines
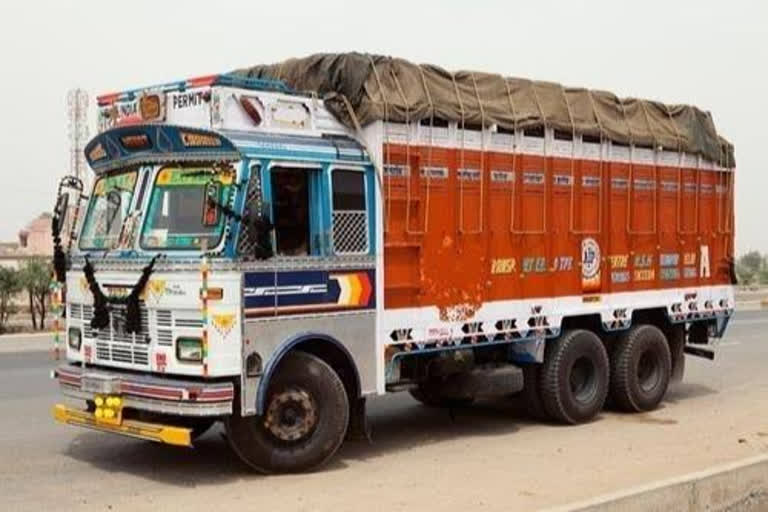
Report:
52,54,735,473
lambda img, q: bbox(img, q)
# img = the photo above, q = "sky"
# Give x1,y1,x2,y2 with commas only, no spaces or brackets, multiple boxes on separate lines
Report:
0,0,766,255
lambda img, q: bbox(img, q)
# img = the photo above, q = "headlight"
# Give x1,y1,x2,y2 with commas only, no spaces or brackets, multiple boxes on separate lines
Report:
176,337,203,362
68,327,82,351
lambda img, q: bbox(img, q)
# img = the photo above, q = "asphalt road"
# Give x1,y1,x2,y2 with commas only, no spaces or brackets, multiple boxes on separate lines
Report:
2,312,767,512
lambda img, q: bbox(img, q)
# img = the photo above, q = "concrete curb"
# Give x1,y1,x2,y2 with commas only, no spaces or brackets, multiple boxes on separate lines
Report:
545,454,768,512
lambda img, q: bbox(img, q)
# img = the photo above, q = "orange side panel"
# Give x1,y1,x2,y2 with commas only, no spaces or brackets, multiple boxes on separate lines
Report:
381,143,733,311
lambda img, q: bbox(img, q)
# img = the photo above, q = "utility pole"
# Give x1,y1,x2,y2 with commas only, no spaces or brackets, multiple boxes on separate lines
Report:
64,89,89,241
67,88,89,184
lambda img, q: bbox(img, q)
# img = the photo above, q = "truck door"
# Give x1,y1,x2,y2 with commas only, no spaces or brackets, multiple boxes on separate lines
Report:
269,164,324,256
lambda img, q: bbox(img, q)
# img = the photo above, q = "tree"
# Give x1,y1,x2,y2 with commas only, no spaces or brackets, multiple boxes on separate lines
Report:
736,251,764,285
759,265,768,286
0,266,20,333
19,259,52,331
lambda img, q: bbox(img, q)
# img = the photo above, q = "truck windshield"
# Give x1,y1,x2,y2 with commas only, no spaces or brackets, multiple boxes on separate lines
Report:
79,169,138,250
140,166,234,250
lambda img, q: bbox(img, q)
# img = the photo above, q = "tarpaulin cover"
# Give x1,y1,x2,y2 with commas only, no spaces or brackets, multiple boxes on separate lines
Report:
234,53,734,166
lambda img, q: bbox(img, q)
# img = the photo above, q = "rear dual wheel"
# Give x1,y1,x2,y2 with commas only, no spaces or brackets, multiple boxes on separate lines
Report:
226,351,349,473
539,329,610,424
609,324,671,412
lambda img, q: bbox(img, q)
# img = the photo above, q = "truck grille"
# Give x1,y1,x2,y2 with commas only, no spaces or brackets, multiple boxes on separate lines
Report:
69,302,205,370
77,301,151,369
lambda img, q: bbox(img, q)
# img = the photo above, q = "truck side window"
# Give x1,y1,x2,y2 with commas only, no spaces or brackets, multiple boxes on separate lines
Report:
271,167,310,256
332,169,369,254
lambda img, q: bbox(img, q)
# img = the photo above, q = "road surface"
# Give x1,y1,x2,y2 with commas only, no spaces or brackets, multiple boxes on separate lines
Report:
2,312,767,511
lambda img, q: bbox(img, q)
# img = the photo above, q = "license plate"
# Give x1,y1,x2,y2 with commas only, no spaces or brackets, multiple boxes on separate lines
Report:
81,374,121,394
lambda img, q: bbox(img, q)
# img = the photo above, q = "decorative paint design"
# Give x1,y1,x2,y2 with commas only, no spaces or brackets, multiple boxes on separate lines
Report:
211,313,236,339
243,269,375,318
660,268,680,280
491,258,517,275
79,276,90,295
581,238,601,292
612,271,631,283
330,273,373,307
550,256,574,272
700,245,711,278
634,269,656,281
634,254,653,268
522,257,547,273
609,255,629,269
660,253,680,267
146,279,167,303
200,253,210,376
50,281,63,360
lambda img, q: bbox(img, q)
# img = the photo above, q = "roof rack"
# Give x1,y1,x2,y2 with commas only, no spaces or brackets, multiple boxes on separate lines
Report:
97,73,292,106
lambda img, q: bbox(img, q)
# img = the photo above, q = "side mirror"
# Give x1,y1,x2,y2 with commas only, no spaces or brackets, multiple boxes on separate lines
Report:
51,174,85,283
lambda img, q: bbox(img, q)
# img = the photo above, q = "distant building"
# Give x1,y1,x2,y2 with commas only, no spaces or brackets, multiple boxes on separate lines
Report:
18,212,54,256
0,212,60,270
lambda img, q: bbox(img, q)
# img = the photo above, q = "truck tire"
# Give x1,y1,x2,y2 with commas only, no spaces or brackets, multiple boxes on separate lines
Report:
610,324,671,412
226,351,349,473
409,387,474,408
521,365,549,421
540,329,610,424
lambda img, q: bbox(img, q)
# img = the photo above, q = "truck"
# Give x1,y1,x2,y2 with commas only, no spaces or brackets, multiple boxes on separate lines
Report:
52,53,736,473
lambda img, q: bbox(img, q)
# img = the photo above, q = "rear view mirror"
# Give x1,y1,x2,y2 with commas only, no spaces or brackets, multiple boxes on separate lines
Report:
105,190,122,232
203,182,221,227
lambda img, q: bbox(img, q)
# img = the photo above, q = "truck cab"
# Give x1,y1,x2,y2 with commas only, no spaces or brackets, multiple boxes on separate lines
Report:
53,74,378,471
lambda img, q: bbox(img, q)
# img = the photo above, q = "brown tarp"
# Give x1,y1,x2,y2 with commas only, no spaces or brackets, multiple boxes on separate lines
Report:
233,53,734,166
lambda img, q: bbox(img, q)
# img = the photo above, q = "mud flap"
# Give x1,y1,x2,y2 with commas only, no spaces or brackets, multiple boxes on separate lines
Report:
345,397,371,442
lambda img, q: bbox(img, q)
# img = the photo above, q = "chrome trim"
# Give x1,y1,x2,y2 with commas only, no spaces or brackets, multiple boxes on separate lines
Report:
60,385,231,416
55,364,234,418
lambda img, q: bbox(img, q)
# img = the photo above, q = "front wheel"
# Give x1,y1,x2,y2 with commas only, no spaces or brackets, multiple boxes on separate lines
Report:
226,351,349,473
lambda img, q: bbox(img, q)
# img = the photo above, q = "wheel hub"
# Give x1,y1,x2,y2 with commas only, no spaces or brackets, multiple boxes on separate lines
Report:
637,350,661,392
570,356,598,403
264,389,318,442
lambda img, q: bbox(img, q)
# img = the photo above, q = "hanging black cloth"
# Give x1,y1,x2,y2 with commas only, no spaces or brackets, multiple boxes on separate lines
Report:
83,255,160,334
83,256,109,330
51,215,67,283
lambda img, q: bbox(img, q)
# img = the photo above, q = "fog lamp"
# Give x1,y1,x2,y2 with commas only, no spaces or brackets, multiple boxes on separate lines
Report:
176,337,203,363
68,327,82,351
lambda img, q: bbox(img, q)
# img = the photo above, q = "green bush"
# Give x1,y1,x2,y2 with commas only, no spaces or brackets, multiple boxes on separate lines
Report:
0,266,21,333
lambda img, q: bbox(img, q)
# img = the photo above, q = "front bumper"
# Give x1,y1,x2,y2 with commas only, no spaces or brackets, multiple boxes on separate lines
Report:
54,364,235,416
52,404,193,447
